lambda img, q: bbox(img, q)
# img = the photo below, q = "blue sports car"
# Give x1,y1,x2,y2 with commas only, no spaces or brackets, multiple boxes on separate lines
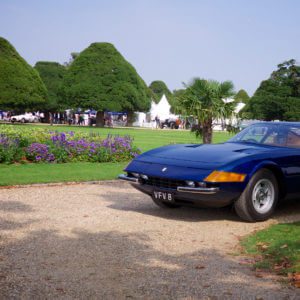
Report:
119,122,300,221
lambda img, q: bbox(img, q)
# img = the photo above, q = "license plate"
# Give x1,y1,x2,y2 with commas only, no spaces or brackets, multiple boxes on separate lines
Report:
153,190,174,202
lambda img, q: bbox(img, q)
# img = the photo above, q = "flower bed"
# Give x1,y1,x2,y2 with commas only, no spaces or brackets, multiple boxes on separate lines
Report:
0,126,141,163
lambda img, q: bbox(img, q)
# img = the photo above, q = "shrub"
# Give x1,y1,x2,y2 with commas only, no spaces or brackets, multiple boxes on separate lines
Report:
0,125,141,164
0,135,24,163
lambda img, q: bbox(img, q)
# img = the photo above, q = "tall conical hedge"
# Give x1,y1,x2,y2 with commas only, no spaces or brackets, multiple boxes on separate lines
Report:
62,42,151,112
34,61,66,111
234,89,249,104
149,80,172,103
0,37,47,111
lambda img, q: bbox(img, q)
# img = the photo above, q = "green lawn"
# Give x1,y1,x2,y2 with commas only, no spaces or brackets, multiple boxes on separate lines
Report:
241,222,300,275
0,162,127,186
0,124,233,185
1,123,232,151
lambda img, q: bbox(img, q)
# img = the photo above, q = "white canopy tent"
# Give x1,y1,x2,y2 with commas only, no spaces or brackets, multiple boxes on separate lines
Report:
150,94,172,121
133,94,176,127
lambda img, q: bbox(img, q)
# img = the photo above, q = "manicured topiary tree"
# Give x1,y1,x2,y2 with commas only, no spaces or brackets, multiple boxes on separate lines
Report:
62,42,151,126
149,80,173,103
234,89,249,104
0,37,47,112
34,61,66,112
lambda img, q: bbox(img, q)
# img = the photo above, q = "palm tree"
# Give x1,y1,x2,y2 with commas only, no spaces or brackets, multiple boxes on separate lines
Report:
178,78,235,144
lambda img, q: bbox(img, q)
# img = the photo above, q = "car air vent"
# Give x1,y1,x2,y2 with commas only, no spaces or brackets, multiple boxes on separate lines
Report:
233,148,262,154
185,145,202,148
233,148,249,152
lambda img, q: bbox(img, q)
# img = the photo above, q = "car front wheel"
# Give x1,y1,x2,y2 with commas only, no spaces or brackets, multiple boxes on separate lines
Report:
170,122,175,129
234,169,278,222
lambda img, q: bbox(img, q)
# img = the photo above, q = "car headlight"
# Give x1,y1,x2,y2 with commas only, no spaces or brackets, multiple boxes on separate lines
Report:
185,180,195,187
204,171,246,183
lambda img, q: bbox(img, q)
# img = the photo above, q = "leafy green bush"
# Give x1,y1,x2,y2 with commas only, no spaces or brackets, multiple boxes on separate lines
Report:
0,37,47,111
0,136,24,163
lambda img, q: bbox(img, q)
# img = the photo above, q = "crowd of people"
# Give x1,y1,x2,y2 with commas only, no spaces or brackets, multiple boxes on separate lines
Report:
0,109,131,127
49,112,95,126
0,109,192,129
0,110,97,126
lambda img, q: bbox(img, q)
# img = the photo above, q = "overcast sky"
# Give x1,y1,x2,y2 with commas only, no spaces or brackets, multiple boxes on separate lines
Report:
1,0,299,95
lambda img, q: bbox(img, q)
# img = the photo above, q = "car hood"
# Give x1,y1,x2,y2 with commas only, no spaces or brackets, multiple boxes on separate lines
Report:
125,142,277,181
135,142,272,169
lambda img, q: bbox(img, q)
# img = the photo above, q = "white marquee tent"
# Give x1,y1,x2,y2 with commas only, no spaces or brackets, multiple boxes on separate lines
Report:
149,94,173,121
133,94,175,127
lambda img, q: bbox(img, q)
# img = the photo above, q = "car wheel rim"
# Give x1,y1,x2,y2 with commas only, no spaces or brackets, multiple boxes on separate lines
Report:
252,179,275,214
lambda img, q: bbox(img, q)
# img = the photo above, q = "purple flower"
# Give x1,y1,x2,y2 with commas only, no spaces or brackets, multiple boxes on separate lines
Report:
2,129,141,164
26,143,51,162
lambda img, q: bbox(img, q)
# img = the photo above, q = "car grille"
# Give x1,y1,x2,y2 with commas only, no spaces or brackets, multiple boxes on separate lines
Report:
142,176,185,190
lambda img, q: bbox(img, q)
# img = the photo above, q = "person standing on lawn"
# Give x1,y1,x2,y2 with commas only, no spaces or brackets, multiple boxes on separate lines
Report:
155,115,160,129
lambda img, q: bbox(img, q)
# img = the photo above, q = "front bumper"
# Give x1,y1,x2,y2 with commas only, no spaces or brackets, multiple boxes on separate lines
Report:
118,174,219,194
118,174,139,183
118,174,240,208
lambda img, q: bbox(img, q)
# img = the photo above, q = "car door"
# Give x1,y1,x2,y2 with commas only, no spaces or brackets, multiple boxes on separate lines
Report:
282,126,300,198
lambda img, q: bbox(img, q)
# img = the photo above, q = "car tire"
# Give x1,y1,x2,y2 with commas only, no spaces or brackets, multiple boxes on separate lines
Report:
234,169,278,222
21,118,26,123
170,122,175,129
151,196,181,208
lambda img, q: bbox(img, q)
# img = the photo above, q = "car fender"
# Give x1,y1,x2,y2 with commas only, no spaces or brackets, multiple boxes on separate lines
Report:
248,160,282,178
246,160,286,198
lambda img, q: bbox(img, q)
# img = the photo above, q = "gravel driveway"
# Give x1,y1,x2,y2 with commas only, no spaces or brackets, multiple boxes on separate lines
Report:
0,181,299,299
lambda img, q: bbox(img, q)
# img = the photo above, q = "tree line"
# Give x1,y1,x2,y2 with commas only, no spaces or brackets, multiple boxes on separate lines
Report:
241,59,300,121
0,36,299,143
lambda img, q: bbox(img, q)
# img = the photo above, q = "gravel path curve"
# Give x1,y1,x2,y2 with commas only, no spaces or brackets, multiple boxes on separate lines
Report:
0,181,299,299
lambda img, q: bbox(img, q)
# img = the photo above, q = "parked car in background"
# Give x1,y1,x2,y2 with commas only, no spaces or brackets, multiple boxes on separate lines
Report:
160,117,181,129
119,122,300,222
11,113,39,123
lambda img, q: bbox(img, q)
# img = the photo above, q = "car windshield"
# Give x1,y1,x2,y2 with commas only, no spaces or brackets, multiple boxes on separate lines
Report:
229,123,300,148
